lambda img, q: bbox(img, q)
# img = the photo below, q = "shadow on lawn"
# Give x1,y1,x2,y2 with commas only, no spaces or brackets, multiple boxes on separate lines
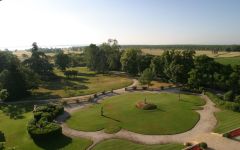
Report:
33,134,73,150
41,77,89,90
0,104,33,119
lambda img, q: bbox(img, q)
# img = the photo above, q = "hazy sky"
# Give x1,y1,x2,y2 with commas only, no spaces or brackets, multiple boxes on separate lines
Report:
0,0,240,49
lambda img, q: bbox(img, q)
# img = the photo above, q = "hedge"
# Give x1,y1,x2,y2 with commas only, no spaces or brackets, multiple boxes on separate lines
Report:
206,92,240,112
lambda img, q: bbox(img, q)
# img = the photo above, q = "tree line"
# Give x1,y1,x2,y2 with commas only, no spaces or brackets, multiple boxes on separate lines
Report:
0,40,240,103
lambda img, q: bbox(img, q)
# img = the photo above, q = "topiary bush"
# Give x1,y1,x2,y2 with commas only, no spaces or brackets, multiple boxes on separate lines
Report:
27,103,64,140
223,133,230,138
143,103,157,110
27,119,62,139
199,142,208,149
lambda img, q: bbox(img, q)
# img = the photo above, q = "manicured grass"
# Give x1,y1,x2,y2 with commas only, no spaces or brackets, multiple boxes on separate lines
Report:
214,110,240,134
67,92,205,135
0,104,92,150
92,139,184,150
215,56,240,66
28,67,132,100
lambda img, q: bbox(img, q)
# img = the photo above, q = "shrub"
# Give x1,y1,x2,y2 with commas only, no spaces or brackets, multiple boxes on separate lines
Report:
142,87,147,90
94,94,98,98
88,96,93,102
224,91,234,101
199,142,208,149
102,91,106,95
61,100,67,106
223,133,230,138
75,99,80,103
27,119,62,139
235,95,240,103
132,86,137,90
27,103,64,140
0,131,4,142
160,86,164,90
0,142,4,150
143,103,157,110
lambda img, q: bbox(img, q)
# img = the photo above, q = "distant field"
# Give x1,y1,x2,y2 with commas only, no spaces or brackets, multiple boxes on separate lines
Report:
142,49,240,66
142,49,240,58
215,56,240,66
92,139,184,150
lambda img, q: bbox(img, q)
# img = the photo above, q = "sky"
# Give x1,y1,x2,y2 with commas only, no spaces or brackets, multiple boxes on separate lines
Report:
0,0,240,49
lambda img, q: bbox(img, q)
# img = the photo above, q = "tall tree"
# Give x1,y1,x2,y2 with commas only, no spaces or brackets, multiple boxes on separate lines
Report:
55,51,70,71
139,68,155,87
120,48,142,75
24,42,53,80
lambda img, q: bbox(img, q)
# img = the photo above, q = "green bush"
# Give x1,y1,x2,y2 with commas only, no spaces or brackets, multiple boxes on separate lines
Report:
223,133,230,138
199,142,208,149
27,103,64,140
235,95,240,103
206,92,240,112
224,91,234,101
143,103,157,110
27,119,62,139
0,142,4,150
160,86,164,90
0,131,4,142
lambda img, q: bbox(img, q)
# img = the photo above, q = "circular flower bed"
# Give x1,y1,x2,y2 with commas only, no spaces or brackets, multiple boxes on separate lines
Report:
136,101,157,110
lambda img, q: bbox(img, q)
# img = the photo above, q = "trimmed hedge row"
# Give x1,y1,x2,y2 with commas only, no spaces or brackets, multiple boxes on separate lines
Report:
206,92,240,112
27,103,64,140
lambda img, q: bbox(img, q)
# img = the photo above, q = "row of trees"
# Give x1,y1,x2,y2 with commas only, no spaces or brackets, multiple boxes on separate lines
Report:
84,43,240,102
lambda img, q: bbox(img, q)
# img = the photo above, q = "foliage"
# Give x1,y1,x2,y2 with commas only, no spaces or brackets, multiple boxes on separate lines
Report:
55,51,70,71
143,103,157,110
0,89,8,101
199,142,208,149
27,103,64,140
23,42,54,80
139,68,155,87
84,39,121,73
206,92,240,112
120,48,142,75
0,51,39,100
224,91,235,101
235,95,240,103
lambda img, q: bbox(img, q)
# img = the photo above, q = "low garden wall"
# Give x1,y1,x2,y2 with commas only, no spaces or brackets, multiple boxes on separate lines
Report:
223,128,240,138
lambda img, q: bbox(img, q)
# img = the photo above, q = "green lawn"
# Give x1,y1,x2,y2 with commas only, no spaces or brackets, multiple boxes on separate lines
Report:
67,92,205,135
28,67,132,100
215,56,240,66
0,104,92,150
92,139,184,150
214,110,240,133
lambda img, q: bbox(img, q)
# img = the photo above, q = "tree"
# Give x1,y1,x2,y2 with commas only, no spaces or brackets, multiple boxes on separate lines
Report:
84,44,108,73
139,68,155,87
0,89,8,101
121,48,142,75
0,51,39,100
24,42,54,80
150,56,164,78
55,51,70,71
